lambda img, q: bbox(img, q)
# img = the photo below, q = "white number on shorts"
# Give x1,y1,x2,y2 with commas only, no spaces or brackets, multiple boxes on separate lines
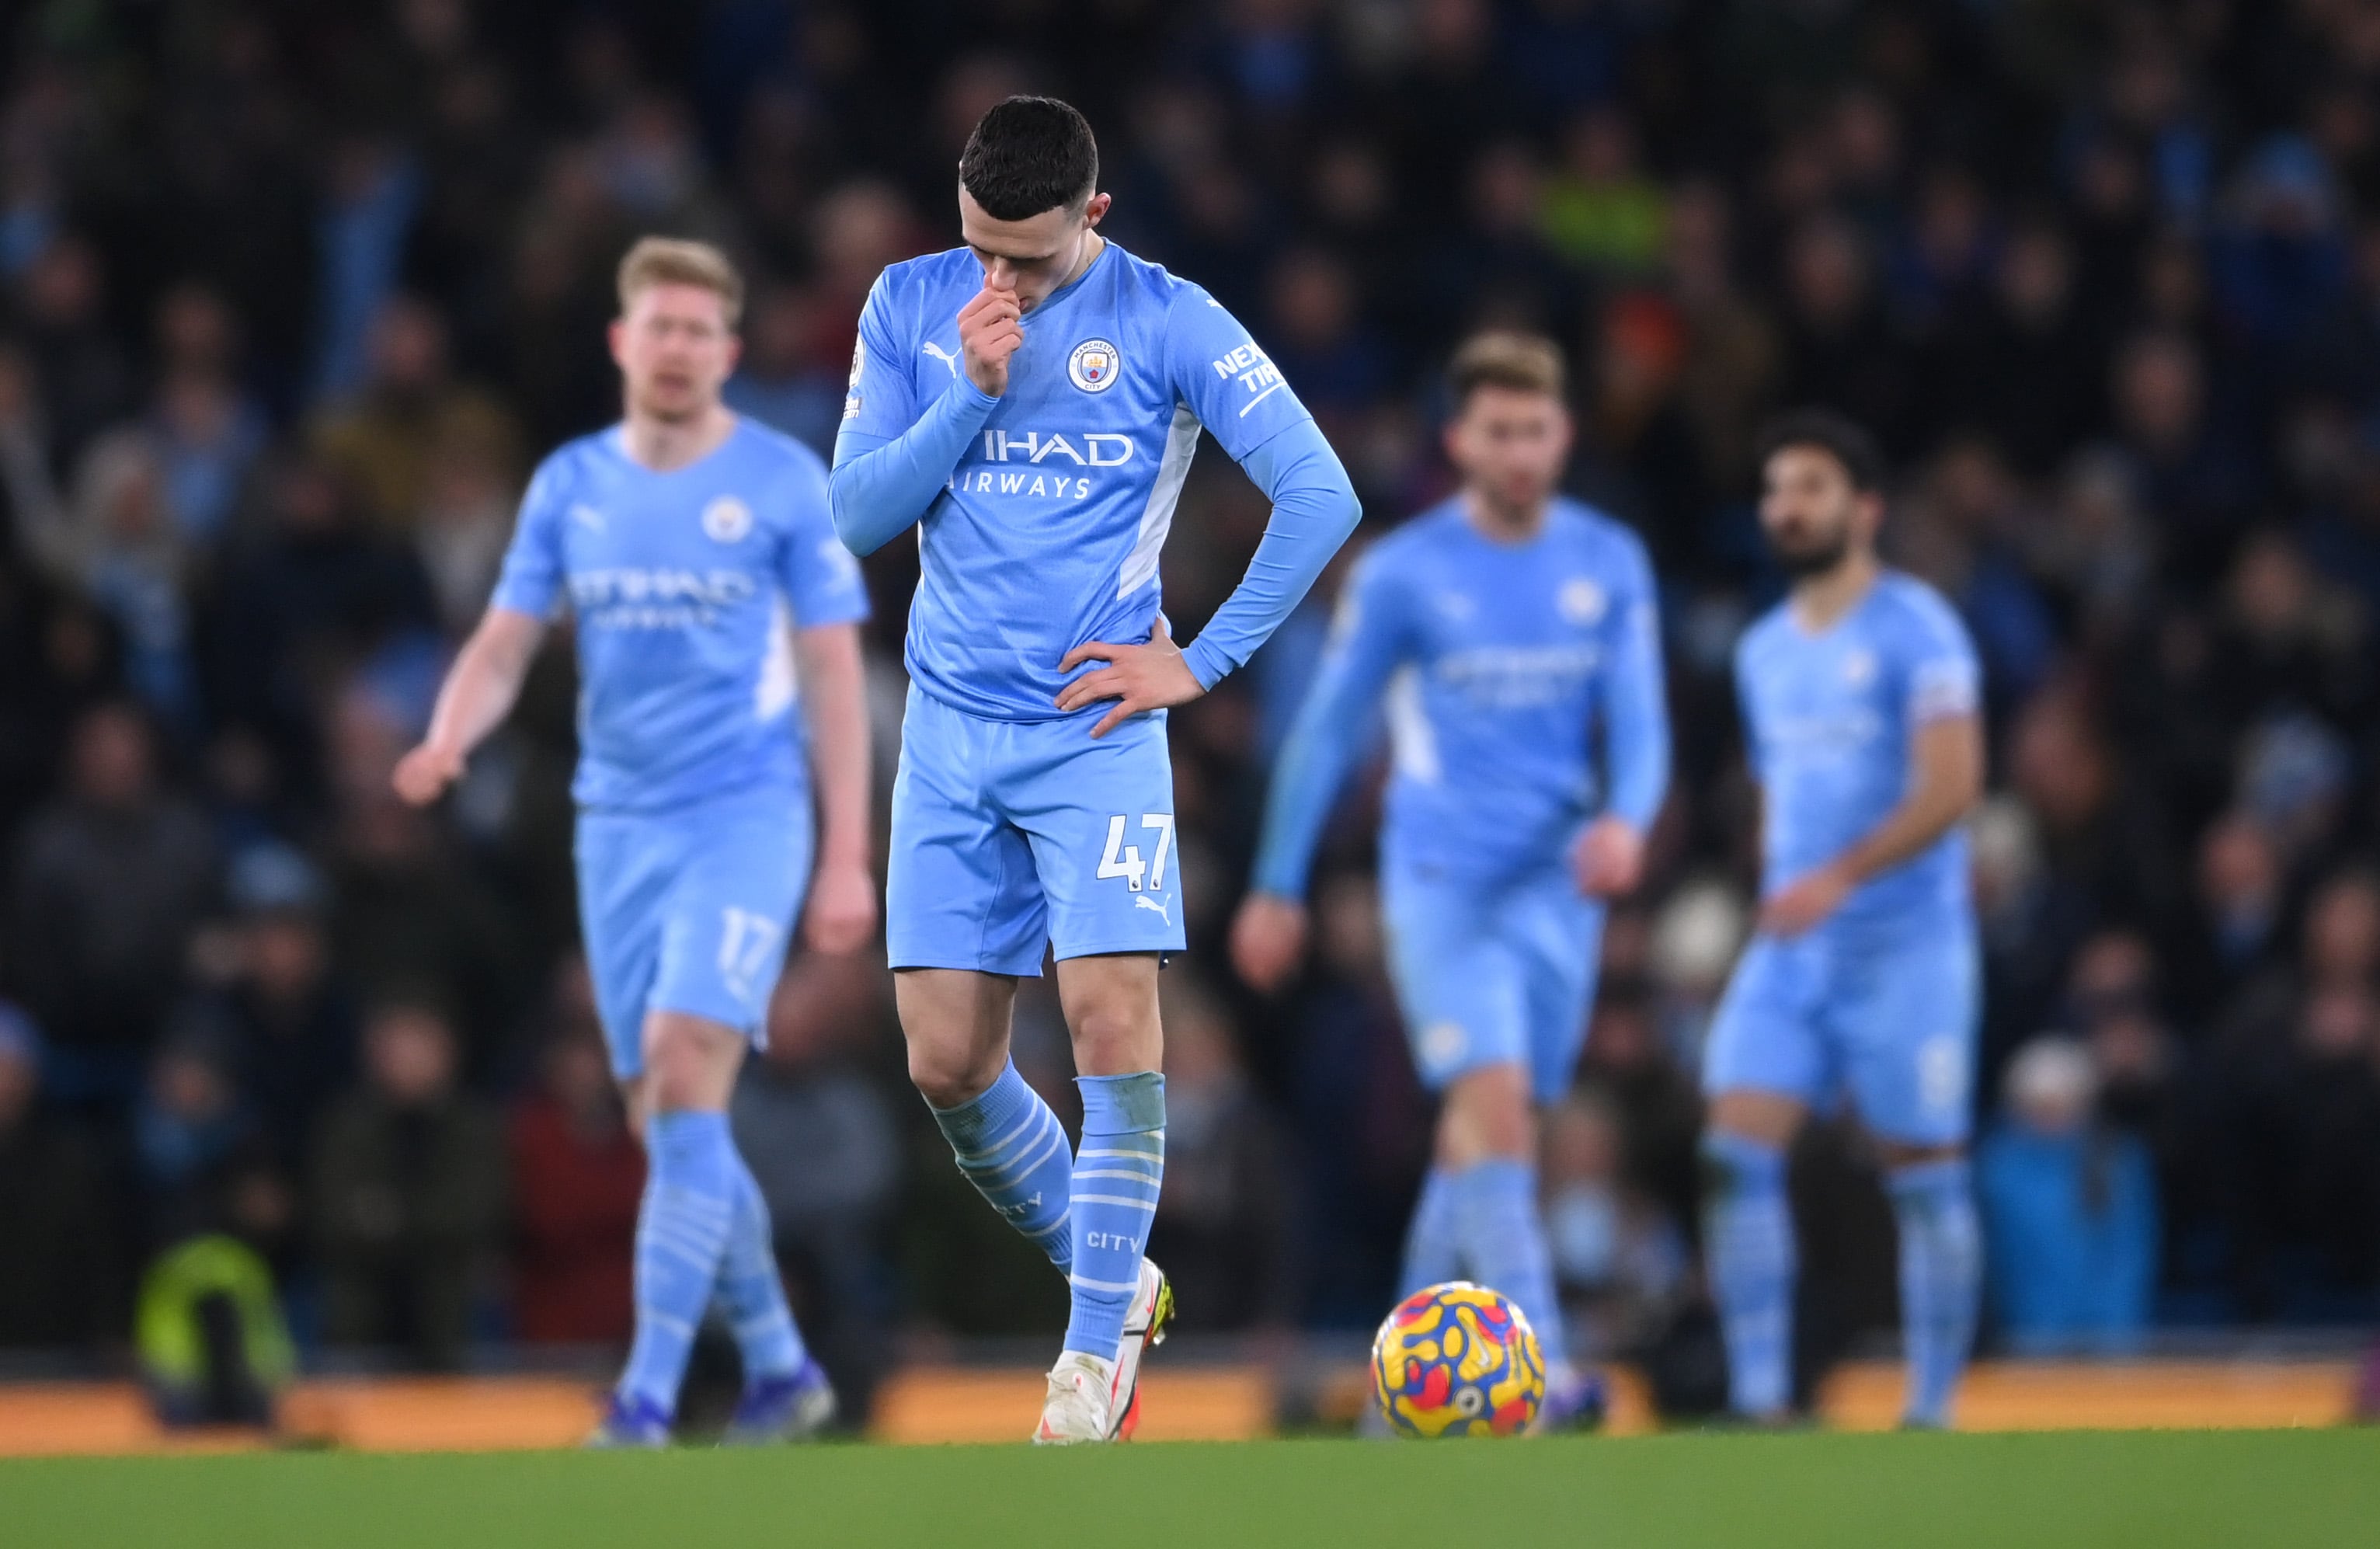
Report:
1098,815,1147,892
717,907,781,1000
1140,813,1175,891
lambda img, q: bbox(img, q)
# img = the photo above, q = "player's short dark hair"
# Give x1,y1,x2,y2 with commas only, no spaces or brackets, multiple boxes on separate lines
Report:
1755,408,1885,493
1448,331,1567,409
959,96,1099,220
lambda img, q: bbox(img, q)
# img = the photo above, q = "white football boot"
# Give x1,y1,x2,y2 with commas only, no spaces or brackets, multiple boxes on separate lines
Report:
1033,1350,1116,1444
1105,1257,1174,1440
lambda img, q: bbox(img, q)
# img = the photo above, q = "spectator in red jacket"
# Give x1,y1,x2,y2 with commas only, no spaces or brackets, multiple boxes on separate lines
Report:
508,959,642,1345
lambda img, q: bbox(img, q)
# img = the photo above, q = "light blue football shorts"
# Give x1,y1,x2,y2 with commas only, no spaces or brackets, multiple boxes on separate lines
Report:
575,785,813,1080
1380,860,1607,1105
1701,912,1981,1147
887,683,1184,976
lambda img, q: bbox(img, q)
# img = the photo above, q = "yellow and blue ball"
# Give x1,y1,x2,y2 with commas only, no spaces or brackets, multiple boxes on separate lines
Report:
1370,1280,1547,1438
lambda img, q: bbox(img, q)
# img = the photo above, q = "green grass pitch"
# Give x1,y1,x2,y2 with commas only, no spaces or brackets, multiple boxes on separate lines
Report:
7,1430,2376,1548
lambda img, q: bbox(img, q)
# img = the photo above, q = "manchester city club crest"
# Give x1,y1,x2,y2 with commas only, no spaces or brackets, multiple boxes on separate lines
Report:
1068,337,1121,392
701,494,753,543
1557,577,1607,625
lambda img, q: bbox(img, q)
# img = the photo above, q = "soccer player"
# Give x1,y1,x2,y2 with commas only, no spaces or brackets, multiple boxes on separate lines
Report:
392,238,875,1446
1700,410,1985,1428
1229,332,1670,1429
830,97,1360,1443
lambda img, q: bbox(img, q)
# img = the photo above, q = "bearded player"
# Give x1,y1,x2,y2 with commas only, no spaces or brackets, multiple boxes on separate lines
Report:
1701,410,1985,1428
395,238,874,1446
830,96,1359,1443
1230,332,1669,1429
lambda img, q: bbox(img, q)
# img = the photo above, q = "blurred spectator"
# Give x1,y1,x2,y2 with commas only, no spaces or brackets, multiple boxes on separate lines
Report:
411,431,517,637
205,844,358,1175
13,234,133,461
0,1006,124,1351
32,432,199,726
1576,982,1702,1235
1283,873,1432,1328
1261,249,1390,426
9,701,219,1102
325,770,520,1068
311,1001,506,1370
308,296,519,534
201,457,440,774
2103,330,2253,583
1541,1088,1688,1359
508,962,639,1346
134,1025,263,1248
736,952,900,1403
146,284,268,544
1978,1039,2159,1353
2187,813,2287,1015
1540,107,1666,278
722,284,844,457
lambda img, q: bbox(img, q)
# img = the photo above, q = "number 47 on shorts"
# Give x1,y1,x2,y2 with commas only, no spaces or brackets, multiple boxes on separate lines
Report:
1098,813,1175,893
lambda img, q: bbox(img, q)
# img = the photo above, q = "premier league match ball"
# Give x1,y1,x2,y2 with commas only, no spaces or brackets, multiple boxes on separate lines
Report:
1370,1281,1547,1438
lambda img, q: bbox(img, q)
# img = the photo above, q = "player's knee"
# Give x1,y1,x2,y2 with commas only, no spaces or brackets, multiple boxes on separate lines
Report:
1437,1063,1533,1165
1062,982,1160,1076
641,1015,736,1112
906,1037,1001,1109
1069,1010,1157,1076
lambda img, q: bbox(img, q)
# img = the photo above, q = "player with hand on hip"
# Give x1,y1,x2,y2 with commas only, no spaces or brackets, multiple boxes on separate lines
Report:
395,238,874,1446
1700,409,1986,1429
1231,332,1670,1430
830,97,1360,1443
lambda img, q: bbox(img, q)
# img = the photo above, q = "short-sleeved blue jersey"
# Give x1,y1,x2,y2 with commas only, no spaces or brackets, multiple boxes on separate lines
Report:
837,243,1317,721
1734,571,1980,925
1251,497,1669,893
490,418,870,813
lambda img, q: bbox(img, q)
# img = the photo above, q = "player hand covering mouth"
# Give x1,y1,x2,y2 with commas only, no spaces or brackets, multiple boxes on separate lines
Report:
829,96,1360,1442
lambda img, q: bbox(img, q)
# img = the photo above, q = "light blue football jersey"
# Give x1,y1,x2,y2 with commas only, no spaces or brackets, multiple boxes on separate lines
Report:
1252,497,1670,892
490,418,870,813
837,243,1317,721
1734,570,1980,926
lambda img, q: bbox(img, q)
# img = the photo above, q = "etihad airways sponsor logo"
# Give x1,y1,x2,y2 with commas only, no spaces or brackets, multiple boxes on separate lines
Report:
569,568,755,629
946,427,1141,503
976,429,1136,465
1432,642,1603,708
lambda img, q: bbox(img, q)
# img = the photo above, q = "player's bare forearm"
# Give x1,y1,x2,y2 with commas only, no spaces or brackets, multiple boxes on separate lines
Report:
796,623,873,868
1835,713,1982,886
795,622,879,953
1760,715,1979,935
393,608,545,805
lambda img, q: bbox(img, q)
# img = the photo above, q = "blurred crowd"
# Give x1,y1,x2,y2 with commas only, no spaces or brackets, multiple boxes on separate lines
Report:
4,0,2380,1415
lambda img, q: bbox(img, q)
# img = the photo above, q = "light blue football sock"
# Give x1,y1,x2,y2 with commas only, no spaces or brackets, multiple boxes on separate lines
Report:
1449,1157,1568,1373
1886,1157,1981,1428
713,1150,807,1384
620,1109,739,1415
1397,1165,1463,1297
1703,1132,1794,1417
927,1060,1074,1271
1062,1071,1164,1359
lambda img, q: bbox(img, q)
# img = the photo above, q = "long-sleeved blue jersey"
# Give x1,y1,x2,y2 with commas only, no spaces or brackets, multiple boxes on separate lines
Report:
828,241,1358,722
1251,496,1670,894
